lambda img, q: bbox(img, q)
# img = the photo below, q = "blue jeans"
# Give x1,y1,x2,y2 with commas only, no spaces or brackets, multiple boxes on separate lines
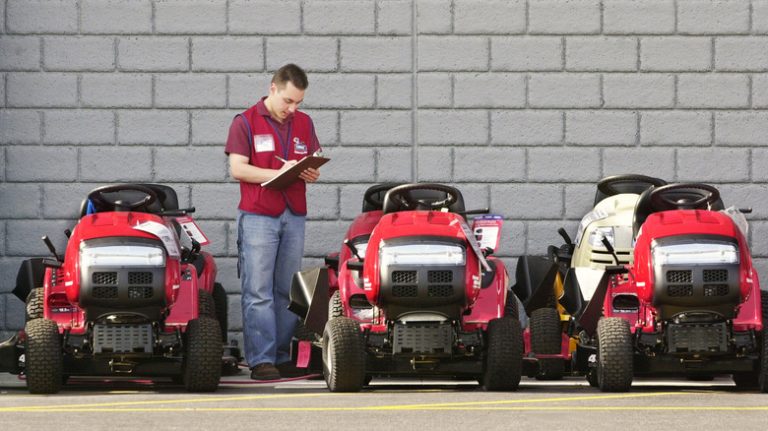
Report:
238,209,305,367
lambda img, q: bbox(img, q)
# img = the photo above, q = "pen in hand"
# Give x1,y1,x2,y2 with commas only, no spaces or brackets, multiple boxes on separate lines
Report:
274,155,288,163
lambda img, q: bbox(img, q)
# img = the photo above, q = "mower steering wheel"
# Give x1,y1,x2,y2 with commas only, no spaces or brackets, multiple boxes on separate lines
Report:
363,183,398,210
649,183,720,211
597,174,667,197
385,183,459,212
87,184,158,212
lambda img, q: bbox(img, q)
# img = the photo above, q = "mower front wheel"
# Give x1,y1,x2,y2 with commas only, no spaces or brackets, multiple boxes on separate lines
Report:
24,318,63,394
596,317,633,392
530,307,564,380
322,317,365,392
328,290,343,320
182,317,222,392
482,317,523,391
25,287,44,321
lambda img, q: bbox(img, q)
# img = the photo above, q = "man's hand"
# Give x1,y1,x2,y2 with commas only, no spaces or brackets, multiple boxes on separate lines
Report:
299,167,320,183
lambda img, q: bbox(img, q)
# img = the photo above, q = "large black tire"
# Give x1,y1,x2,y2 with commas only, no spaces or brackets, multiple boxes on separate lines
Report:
183,317,222,392
26,287,44,321
212,282,228,341
198,289,216,319
322,317,365,392
328,290,343,320
596,317,633,392
530,307,564,380
24,318,63,394
504,290,519,321
759,291,768,392
482,317,523,391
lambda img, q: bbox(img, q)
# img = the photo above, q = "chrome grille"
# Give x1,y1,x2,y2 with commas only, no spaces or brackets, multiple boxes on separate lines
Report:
667,270,692,283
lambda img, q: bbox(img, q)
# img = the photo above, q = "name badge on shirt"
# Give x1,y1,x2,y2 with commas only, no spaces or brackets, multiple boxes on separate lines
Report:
293,137,308,155
254,134,275,153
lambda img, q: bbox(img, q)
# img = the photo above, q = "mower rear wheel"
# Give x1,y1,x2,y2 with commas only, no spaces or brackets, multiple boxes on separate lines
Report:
482,317,523,391
212,282,228,341
328,290,343,320
596,317,633,392
530,307,564,380
322,317,365,392
182,317,222,392
198,289,216,319
759,291,768,392
504,291,520,321
24,318,63,394
25,287,44,321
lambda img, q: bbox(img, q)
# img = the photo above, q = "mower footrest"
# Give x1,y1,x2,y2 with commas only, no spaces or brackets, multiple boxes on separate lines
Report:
666,322,728,354
393,322,453,355
93,323,153,354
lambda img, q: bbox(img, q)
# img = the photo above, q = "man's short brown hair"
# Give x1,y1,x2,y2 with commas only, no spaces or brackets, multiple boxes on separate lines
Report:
272,64,308,90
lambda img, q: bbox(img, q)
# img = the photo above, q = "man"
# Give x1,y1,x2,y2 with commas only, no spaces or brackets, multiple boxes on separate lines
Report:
225,64,321,380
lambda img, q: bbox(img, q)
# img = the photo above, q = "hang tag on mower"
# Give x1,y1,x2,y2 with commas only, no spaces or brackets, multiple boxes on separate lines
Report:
134,221,181,258
456,218,491,272
176,216,210,246
472,215,503,253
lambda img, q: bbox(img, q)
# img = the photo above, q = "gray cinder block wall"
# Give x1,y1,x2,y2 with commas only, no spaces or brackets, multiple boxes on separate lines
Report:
1,0,768,339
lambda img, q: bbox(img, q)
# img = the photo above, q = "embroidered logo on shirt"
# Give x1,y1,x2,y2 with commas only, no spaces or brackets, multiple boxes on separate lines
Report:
293,137,308,154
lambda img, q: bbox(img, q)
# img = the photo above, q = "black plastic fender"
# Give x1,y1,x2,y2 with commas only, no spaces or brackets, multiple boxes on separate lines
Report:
288,267,330,335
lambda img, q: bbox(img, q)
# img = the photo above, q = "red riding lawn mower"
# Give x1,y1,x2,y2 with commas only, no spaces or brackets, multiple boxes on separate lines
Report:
291,183,523,392
8,184,238,394
582,183,767,391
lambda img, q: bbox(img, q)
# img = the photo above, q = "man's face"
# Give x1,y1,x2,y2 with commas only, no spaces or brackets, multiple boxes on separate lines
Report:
269,81,305,121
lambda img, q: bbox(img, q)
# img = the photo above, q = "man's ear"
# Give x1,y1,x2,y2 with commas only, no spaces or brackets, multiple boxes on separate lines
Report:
269,82,277,95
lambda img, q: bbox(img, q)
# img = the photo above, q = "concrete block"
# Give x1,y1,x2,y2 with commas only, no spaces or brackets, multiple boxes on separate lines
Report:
454,183,489,212
155,74,227,108
494,220,526,258
317,147,376,182
0,223,4,258
678,0,750,34
756,0,768,34
640,37,712,71
229,0,301,34
340,110,411,145
81,73,152,108
640,111,712,146
529,0,601,34
306,184,339,220
566,111,637,146
192,37,263,72
526,220,579,256
341,37,412,72
302,74,375,109
7,73,77,108
453,0,525,34
215,259,239,289
7,146,77,181
529,74,601,108
377,0,412,35
417,147,451,182
528,148,600,182
6,220,73,255
4,294,25,331
154,147,227,182
41,183,96,219
155,0,227,34
755,74,768,108
717,184,768,218
0,109,40,144
715,112,768,146
751,149,768,181
44,37,115,71
0,147,4,180
418,110,487,145
227,73,272,109
604,0,675,34
0,258,28,294
602,148,676,181
678,74,749,108
0,184,40,218
564,183,595,219
192,220,227,256
453,148,525,182
603,74,675,108
340,184,374,219
491,110,563,146
303,110,339,146
0,73,5,108
0,37,40,70
715,37,768,71
417,73,451,108
81,0,152,34
677,148,749,182
7,0,77,34
566,37,637,72
118,37,189,72
304,221,348,256
749,222,768,256
454,73,525,108
418,36,489,71
491,37,563,72
304,0,375,35
191,109,241,145
0,0,4,34
377,74,412,108
377,147,412,182
79,147,152,181
44,110,114,145
490,184,563,219
417,0,451,34
118,110,189,145
266,37,337,72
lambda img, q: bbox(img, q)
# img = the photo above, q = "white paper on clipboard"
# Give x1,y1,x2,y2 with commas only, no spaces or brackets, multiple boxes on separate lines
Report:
134,221,181,258
175,216,210,246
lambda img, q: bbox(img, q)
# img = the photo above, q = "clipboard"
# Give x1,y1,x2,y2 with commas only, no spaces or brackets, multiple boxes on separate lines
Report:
262,155,330,190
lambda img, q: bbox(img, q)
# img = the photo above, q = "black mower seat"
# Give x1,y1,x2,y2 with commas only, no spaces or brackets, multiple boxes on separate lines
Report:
362,183,402,212
382,184,466,216
79,183,180,217
593,174,667,206
632,185,725,238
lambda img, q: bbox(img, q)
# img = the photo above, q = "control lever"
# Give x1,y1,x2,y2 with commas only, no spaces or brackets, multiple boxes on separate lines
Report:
344,239,363,261
601,237,621,266
42,235,63,262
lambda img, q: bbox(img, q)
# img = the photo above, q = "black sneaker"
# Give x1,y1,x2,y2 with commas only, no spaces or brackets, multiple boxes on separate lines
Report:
250,363,280,380
276,361,310,378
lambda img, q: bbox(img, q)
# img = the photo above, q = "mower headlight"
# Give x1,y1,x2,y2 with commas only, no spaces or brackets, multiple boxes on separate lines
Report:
379,243,465,266
80,244,166,268
352,241,368,259
652,242,739,266
588,227,615,248
575,208,611,246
